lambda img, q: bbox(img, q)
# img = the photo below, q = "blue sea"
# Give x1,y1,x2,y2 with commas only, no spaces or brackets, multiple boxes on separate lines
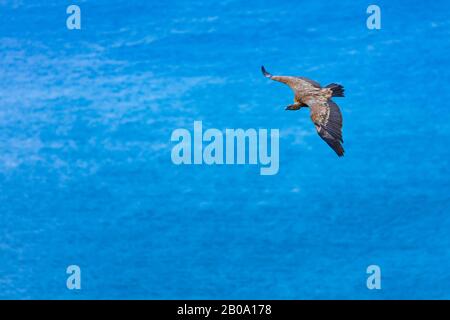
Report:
0,0,449,299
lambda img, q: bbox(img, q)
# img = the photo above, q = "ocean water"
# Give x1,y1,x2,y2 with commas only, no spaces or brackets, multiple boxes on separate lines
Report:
0,0,449,299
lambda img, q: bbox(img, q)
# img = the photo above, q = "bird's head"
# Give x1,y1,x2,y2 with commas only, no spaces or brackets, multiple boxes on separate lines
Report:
285,105,302,111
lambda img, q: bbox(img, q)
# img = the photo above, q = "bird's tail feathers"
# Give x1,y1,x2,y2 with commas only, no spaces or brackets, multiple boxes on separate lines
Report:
325,83,345,97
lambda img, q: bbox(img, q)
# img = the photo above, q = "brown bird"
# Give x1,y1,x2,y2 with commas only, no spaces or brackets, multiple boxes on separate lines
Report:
261,66,345,157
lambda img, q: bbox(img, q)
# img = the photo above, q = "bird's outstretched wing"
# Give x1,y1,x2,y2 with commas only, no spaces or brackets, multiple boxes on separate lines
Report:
305,96,344,157
294,76,321,88
261,66,320,91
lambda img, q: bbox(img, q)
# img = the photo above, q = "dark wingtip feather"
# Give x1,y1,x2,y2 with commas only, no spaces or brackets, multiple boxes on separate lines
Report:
261,65,272,78
335,145,345,157
322,136,345,157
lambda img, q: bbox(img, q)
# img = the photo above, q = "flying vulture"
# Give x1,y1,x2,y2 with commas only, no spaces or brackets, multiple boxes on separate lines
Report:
261,66,345,157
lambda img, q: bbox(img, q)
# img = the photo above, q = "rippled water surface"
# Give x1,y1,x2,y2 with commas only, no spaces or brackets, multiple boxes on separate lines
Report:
0,0,450,298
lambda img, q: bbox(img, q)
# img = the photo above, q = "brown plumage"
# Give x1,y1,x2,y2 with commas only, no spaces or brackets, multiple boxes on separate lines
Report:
261,66,345,157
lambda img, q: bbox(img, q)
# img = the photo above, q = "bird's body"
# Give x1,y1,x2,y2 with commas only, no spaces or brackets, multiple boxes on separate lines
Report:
261,66,345,156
